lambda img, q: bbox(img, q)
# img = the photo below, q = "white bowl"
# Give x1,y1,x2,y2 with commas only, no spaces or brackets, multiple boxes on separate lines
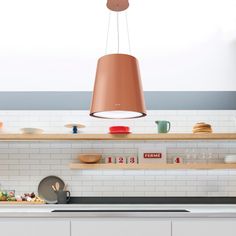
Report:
224,155,236,164
21,128,44,134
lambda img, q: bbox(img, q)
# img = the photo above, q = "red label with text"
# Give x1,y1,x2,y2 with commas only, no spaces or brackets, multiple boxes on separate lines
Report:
143,153,162,158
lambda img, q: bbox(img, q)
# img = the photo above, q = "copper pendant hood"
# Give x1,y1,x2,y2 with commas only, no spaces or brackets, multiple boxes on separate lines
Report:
90,0,146,119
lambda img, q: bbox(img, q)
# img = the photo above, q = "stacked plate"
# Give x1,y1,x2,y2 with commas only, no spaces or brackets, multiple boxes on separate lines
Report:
109,126,131,134
38,176,65,204
192,122,212,134
21,128,44,134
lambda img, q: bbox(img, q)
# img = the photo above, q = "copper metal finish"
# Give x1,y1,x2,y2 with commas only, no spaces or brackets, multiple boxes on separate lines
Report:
107,0,129,12
90,54,146,119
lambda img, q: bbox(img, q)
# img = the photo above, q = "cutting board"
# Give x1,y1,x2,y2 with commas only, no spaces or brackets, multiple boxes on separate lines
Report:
0,201,45,204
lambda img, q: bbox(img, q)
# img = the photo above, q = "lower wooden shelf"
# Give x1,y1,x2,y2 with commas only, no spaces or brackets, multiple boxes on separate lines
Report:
69,163,236,170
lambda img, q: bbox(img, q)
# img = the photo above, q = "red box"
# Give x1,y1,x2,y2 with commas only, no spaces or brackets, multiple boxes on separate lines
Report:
144,153,162,158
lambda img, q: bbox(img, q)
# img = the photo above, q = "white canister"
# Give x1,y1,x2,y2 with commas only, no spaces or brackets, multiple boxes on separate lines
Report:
115,156,126,164
104,155,116,164
127,155,138,164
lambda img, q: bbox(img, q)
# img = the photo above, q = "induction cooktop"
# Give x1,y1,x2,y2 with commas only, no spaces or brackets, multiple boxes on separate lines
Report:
67,197,236,204
52,209,190,213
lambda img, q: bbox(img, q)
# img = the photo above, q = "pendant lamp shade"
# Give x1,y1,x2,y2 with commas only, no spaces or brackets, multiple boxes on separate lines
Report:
90,54,146,119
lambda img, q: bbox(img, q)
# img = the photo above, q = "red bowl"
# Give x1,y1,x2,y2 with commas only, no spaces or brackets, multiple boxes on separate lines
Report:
109,126,130,133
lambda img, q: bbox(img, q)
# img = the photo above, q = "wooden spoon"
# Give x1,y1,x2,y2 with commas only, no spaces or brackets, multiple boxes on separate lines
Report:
52,185,57,192
55,182,60,191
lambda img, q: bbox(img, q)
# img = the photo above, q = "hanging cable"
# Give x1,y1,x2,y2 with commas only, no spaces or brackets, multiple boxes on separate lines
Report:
117,12,120,53
105,11,111,54
125,11,131,54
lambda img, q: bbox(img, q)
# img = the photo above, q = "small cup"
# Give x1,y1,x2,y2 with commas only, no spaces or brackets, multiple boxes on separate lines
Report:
155,120,171,133
57,190,71,204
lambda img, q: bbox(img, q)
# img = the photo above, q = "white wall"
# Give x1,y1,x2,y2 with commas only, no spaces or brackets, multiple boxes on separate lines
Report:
0,110,236,197
0,0,235,91
0,110,235,133
1,140,236,197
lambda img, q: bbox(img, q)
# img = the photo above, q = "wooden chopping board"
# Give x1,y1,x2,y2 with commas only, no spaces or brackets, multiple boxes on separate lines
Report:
0,201,45,204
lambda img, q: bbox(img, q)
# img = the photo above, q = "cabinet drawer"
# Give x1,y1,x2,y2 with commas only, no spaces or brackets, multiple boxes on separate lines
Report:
0,219,70,236
71,218,171,236
172,219,236,236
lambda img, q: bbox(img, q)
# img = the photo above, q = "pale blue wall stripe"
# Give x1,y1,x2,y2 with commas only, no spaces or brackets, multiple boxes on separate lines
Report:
0,91,235,110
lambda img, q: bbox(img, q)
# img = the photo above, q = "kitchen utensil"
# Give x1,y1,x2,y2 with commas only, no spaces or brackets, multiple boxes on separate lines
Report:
52,185,56,192
0,201,45,205
78,154,102,164
64,123,85,134
155,120,171,133
224,155,236,163
38,176,65,204
57,190,71,204
20,128,44,134
55,182,60,191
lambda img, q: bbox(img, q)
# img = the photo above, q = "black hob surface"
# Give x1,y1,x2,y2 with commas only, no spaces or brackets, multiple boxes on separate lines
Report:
67,197,236,205
52,209,190,213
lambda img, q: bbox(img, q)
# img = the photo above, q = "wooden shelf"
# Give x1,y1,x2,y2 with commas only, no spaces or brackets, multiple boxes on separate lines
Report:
0,133,235,141
69,163,236,170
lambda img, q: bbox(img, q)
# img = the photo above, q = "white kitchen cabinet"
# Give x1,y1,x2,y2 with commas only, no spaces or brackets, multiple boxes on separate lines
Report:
71,219,171,236
0,219,70,236
172,219,236,236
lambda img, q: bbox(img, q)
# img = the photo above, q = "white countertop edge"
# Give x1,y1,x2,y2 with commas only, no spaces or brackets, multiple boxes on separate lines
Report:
1,212,236,219
1,204,236,218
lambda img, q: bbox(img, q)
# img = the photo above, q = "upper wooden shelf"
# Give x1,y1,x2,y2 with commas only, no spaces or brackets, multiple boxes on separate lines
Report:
0,133,235,141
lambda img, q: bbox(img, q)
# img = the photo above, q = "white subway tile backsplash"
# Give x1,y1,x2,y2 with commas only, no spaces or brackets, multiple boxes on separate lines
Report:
0,110,236,196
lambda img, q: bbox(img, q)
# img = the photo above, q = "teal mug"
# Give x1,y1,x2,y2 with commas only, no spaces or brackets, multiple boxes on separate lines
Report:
155,120,171,133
